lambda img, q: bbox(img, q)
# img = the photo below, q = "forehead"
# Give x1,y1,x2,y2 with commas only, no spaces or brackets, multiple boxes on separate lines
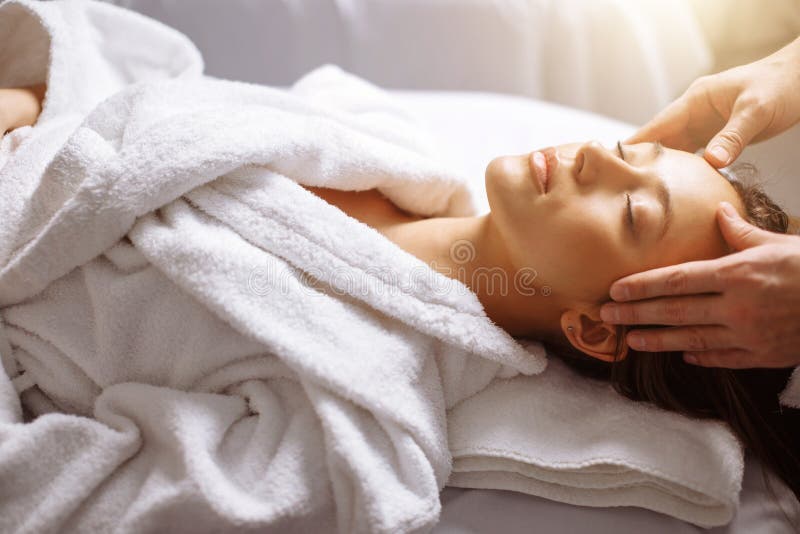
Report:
646,147,742,264
655,147,741,199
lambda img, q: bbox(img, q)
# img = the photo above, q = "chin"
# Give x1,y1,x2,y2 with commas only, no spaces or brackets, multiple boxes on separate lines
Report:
489,151,534,199
485,160,512,227
485,155,527,210
486,155,523,185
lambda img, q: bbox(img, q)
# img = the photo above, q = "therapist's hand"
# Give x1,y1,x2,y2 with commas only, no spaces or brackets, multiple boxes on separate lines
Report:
0,83,46,137
600,202,800,369
628,36,800,168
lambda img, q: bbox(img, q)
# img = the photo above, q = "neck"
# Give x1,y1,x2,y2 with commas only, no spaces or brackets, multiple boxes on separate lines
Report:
388,214,560,339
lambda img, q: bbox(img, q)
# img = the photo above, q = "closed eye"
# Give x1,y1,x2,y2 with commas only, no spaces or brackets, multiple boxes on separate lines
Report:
625,192,636,238
618,141,636,238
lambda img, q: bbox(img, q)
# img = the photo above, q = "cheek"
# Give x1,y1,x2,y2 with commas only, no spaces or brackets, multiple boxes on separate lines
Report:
486,156,539,243
490,184,634,300
512,206,626,298
548,202,617,250
555,206,636,296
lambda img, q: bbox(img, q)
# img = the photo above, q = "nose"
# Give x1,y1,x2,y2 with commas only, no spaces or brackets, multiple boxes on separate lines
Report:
573,140,630,189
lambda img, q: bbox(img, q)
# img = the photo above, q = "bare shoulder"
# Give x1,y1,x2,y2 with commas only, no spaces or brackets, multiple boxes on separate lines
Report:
302,186,421,230
0,83,46,135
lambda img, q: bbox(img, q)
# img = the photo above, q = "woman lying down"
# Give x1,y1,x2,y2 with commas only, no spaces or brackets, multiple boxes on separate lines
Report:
0,2,798,532
316,141,800,500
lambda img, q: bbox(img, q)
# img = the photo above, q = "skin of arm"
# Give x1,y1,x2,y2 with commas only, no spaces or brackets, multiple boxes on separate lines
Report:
0,82,47,135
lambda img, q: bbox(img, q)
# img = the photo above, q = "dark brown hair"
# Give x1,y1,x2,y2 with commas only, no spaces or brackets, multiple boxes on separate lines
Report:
544,163,800,520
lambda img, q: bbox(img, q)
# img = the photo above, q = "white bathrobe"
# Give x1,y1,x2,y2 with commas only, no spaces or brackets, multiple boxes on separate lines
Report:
0,1,546,533
0,1,795,532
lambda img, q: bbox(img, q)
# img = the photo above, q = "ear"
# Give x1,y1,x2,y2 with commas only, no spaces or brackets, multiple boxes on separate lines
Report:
560,308,629,363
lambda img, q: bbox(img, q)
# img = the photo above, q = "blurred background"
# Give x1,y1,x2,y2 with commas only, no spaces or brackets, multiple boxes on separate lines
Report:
104,0,800,213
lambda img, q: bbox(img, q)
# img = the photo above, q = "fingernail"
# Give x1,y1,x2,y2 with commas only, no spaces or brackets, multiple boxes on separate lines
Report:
684,353,698,364
600,304,619,323
720,201,737,219
709,145,730,165
628,333,645,350
609,284,629,301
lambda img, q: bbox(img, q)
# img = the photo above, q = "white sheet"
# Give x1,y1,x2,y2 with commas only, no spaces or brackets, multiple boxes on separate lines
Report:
436,455,797,534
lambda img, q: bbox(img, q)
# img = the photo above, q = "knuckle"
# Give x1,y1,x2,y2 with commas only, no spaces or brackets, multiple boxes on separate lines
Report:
685,328,708,351
773,248,796,272
718,261,754,287
716,263,734,286
737,226,759,244
646,334,664,352
688,75,713,94
700,303,714,323
663,301,687,324
740,93,771,121
710,266,726,288
664,270,688,293
623,305,640,323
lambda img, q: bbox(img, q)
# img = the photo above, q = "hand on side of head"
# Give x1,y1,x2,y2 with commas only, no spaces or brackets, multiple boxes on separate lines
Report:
628,36,800,168
601,200,800,369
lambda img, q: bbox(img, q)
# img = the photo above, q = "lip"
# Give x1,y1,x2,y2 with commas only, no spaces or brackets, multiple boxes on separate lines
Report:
528,147,557,194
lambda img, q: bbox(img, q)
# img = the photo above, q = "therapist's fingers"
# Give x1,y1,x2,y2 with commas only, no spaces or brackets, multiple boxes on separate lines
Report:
625,325,733,353
608,258,726,302
625,98,693,150
600,294,725,326
717,201,784,251
703,94,774,167
683,349,757,369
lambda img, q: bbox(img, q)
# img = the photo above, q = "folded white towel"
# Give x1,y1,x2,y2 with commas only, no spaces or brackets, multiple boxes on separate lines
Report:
447,357,745,528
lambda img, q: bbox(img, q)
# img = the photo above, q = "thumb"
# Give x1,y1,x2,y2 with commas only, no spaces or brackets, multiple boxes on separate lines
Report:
704,99,768,167
717,202,778,250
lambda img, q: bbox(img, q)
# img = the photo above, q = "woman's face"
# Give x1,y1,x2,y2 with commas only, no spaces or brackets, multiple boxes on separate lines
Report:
486,141,743,307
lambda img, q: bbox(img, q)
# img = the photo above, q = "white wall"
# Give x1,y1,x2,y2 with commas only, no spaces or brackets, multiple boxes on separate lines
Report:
739,129,800,216
689,0,800,72
106,0,710,125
